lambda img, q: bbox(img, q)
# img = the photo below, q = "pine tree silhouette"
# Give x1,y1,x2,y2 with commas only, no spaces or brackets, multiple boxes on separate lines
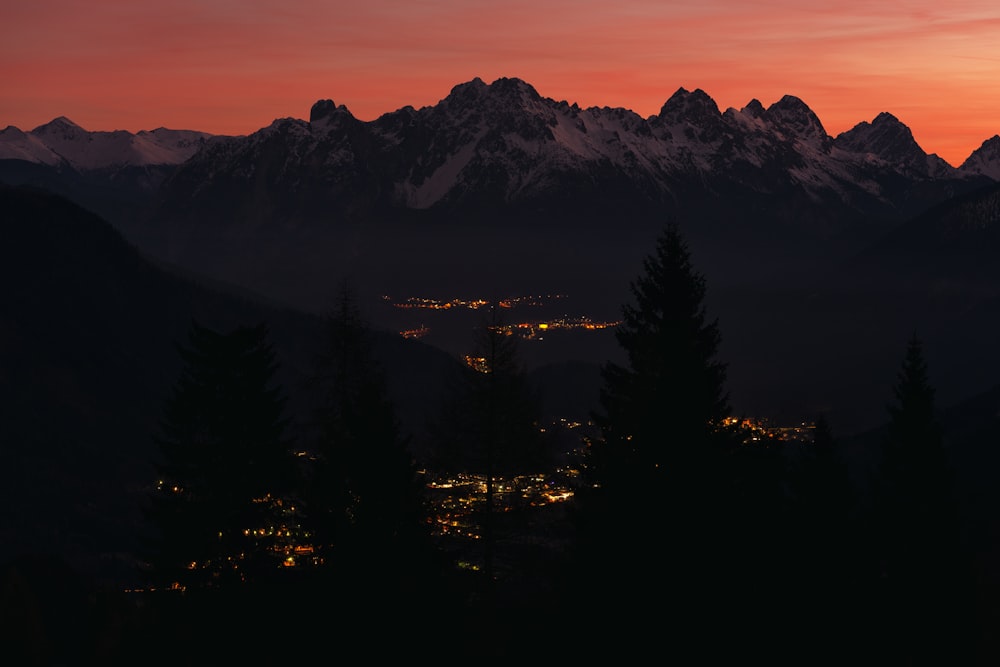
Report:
594,224,731,468
874,334,973,664
564,222,751,659
140,320,296,592
431,305,549,477
784,413,866,662
301,283,447,625
426,303,551,626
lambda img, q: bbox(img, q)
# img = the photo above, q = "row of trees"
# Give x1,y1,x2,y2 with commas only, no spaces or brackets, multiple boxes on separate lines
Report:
139,287,451,609
135,223,981,661
560,224,977,663
136,283,550,650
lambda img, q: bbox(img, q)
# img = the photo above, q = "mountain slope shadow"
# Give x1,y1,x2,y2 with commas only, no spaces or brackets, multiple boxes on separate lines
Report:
0,184,462,589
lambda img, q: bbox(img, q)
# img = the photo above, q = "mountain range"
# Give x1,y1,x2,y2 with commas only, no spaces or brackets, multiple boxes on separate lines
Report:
6,76,1000,603
4,77,1000,308
7,77,1000,420
7,77,1000,429
0,183,493,587
5,78,1000,218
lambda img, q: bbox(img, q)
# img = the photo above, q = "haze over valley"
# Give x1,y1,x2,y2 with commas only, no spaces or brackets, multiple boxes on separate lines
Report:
5,76,1000,661
7,77,1000,432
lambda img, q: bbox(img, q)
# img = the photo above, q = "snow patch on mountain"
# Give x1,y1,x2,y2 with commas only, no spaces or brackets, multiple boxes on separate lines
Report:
959,136,1000,181
1,117,215,170
0,125,63,165
834,112,955,178
125,76,997,234
764,95,829,146
404,139,483,208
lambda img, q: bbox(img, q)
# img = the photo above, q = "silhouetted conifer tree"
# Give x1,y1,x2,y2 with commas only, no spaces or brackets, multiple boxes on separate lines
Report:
594,225,731,457
873,335,973,664
587,224,734,494
431,305,550,476
561,222,801,660
428,304,551,608
795,414,856,567
302,283,443,615
783,413,865,660
141,321,296,591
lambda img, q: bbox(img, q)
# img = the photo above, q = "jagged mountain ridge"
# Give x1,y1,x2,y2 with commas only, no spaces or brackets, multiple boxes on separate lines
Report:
960,135,1000,181
0,117,222,229
91,76,996,320
6,76,1000,325
145,77,995,236
5,77,999,238
0,182,620,588
0,183,463,586
0,116,215,169
854,179,1000,288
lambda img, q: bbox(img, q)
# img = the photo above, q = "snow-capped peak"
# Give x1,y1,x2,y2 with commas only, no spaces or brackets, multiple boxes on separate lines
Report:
742,99,766,118
763,95,827,142
960,135,1000,180
658,87,722,122
834,111,952,177
32,116,86,134
0,118,214,169
0,125,63,165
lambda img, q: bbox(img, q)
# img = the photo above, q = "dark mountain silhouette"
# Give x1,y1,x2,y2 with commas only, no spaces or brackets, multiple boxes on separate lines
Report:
0,184,464,587
856,180,1000,283
4,77,1000,434
833,111,954,178
0,183,324,588
0,118,214,236
2,77,996,319
0,183,605,588
834,182,1000,413
4,79,1000,659
833,373,1000,661
961,135,1000,181
125,78,992,315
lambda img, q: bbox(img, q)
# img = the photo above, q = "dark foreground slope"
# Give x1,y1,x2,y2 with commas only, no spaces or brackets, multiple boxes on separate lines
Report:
0,184,599,590
0,185,463,589
0,184,320,587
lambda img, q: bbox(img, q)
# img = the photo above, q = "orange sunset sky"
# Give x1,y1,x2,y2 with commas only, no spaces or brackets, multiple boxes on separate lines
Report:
3,0,1000,167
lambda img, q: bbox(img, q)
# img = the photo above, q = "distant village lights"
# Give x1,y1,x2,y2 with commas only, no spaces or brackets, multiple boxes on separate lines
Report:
384,293,620,341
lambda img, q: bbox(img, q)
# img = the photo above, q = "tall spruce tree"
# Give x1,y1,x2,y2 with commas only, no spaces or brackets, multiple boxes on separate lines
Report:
592,223,731,477
432,305,549,476
428,304,551,606
302,284,440,607
564,222,755,658
585,222,734,508
874,335,973,664
141,320,296,591
785,414,864,657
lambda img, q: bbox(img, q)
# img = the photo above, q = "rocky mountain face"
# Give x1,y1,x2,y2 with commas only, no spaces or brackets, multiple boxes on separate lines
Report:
8,84,1000,596
14,76,977,317
855,180,1000,286
960,135,1000,181
0,117,218,228
0,183,469,587
142,78,996,240
0,116,213,169
6,79,1000,431
6,78,997,248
